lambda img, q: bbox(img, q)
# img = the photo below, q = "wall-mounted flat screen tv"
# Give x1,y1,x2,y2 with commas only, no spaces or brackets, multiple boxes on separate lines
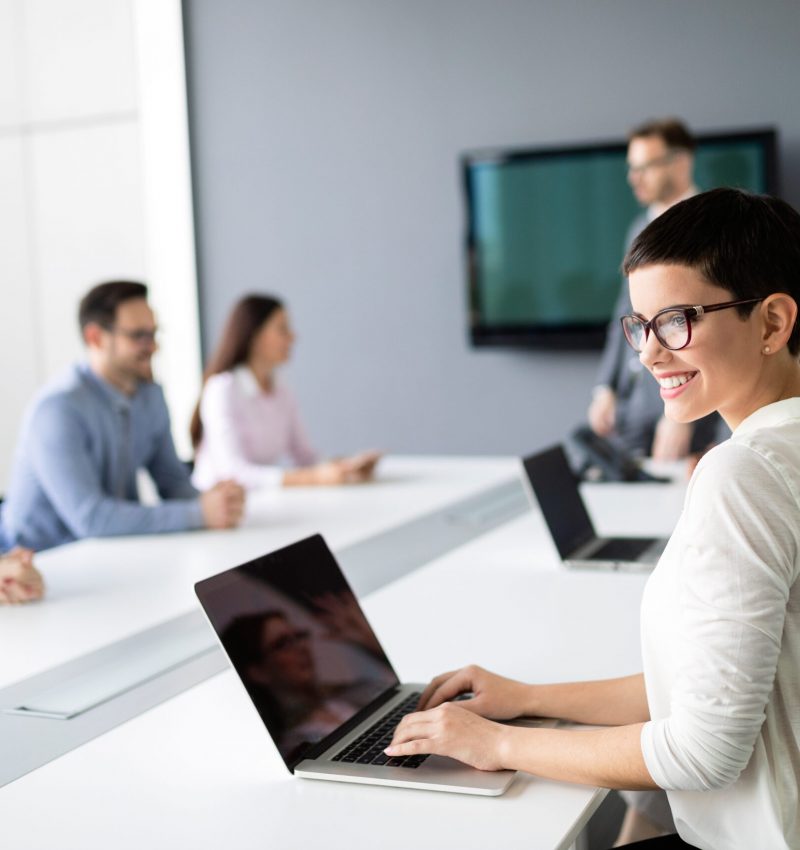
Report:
464,128,778,349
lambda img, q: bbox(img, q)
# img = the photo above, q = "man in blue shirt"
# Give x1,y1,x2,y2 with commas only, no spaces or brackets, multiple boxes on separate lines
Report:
0,281,245,551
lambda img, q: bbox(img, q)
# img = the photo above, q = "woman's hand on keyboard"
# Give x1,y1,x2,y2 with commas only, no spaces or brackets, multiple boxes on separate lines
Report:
416,665,533,720
385,701,511,771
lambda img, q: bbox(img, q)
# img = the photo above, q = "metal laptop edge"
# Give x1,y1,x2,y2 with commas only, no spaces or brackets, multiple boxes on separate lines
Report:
518,455,665,573
564,538,667,572
294,681,515,796
194,540,516,797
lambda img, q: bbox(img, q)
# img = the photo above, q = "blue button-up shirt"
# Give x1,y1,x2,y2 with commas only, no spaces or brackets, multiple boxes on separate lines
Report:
1,364,204,551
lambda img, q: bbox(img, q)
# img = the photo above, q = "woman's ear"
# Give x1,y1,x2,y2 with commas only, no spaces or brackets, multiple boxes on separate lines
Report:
761,293,798,353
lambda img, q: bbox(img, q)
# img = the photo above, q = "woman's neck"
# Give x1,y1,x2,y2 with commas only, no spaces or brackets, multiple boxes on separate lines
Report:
246,358,275,392
723,358,800,431
772,361,800,407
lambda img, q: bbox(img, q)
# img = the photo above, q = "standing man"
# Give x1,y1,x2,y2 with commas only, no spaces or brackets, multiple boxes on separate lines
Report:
0,281,244,551
588,118,722,459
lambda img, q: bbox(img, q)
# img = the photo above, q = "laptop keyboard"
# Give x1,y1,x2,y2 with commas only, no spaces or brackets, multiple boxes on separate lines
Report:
592,538,653,560
331,692,429,769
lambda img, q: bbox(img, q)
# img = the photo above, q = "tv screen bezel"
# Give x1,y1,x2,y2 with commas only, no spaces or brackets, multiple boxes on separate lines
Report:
463,127,779,350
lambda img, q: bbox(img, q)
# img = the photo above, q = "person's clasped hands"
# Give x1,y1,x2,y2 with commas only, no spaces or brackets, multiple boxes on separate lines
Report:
310,450,382,486
0,548,45,604
200,479,246,529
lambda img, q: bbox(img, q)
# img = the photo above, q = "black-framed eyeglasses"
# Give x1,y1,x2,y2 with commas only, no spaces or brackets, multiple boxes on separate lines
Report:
620,298,764,352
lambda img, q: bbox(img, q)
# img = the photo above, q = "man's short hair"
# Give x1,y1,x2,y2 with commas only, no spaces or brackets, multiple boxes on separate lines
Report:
628,118,696,153
624,188,800,355
78,281,148,332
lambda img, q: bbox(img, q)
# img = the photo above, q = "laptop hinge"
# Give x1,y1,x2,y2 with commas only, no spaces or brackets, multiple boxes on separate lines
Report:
288,685,402,772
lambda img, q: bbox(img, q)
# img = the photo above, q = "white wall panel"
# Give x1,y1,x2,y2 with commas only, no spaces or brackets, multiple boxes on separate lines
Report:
29,121,146,379
22,0,137,124
0,0,23,128
0,0,202,489
132,0,202,458
0,136,39,489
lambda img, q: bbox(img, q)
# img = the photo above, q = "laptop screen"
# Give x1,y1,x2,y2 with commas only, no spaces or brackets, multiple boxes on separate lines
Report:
195,535,399,768
522,445,596,558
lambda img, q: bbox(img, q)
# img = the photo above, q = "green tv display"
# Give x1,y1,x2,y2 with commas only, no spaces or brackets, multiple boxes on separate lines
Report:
464,128,778,349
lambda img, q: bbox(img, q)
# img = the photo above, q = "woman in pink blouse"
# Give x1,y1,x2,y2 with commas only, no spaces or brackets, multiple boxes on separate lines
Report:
191,295,379,490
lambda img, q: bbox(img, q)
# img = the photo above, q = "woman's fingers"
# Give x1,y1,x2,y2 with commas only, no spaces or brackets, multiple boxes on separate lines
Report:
384,737,432,757
386,711,437,753
426,674,482,712
417,671,458,710
419,666,487,711
385,703,509,771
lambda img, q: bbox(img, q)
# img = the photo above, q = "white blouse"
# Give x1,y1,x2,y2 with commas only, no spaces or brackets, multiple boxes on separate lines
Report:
192,366,317,490
640,397,800,849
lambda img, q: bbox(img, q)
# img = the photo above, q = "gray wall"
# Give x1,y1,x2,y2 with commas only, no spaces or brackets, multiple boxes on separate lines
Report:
183,0,800,457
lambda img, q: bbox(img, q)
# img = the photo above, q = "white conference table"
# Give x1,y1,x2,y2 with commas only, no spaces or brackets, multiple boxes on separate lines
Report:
0,455,686,850
0,456,519,688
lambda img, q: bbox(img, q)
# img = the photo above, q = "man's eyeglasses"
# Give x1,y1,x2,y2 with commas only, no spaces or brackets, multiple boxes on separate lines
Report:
111,327,159,345
626,151,676,176
620,298,764,353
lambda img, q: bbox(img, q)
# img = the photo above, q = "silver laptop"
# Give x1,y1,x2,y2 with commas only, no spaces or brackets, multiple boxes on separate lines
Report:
195,534,515,796
521,445,668,571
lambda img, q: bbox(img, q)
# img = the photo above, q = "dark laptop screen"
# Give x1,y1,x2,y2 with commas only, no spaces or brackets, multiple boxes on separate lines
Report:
522,445,596,558
195,535,399,768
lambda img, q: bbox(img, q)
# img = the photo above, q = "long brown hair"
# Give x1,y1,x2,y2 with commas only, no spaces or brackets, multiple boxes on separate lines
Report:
190,294,284,449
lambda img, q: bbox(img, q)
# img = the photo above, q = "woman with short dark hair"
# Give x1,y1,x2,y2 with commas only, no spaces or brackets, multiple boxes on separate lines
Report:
388,190,800,850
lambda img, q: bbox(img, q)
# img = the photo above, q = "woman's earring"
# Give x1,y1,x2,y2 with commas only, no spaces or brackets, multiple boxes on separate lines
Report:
763,345,771,354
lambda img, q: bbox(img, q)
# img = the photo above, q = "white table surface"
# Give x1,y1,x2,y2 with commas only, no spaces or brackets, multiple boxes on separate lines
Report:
0,456,687,850
0,456,519,689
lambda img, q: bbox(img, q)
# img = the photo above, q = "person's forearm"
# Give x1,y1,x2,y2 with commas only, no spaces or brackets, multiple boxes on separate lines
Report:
71,496,205,538
500,723,657,790
283,467,316,486
525,673,649,726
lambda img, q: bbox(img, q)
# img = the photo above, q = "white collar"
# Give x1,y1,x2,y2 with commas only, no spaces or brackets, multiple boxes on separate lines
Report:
734,397,800,438
233,364,264,398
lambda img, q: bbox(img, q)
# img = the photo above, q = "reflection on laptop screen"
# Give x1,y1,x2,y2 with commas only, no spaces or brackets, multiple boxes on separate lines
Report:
196,535,399,766
522,446,596,558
